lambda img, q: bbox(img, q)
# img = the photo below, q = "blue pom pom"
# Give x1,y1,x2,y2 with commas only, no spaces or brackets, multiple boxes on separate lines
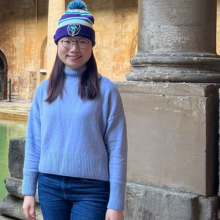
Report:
67,0,87,11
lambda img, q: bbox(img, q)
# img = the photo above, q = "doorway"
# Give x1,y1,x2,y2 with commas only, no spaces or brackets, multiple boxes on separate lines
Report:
0,51,8,100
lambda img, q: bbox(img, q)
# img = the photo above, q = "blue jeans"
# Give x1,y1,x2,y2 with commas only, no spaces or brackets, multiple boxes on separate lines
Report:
38,173,110,220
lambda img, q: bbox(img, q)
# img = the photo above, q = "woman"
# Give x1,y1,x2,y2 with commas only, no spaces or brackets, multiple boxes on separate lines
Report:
22,1,127,220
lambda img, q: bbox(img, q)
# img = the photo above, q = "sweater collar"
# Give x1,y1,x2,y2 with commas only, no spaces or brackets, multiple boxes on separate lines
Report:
64,65,87,77
64,65,102,80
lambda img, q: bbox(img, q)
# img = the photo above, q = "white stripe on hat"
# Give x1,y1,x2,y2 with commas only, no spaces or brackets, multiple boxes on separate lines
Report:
65,9,93,16
58,17,93,28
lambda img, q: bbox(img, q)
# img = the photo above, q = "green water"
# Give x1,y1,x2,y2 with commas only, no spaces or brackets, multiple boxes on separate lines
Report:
0,119,27,199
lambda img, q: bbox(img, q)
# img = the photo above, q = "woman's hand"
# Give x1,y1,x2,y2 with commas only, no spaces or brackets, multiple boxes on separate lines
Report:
22,196,36,220
105,209,124,220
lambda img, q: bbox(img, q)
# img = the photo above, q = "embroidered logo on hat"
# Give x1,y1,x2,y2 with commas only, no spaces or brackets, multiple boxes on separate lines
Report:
67,24,81,36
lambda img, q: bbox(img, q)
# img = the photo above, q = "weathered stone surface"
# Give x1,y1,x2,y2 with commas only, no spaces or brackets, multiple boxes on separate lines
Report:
138,1,216,54
117,82,219,196
126,58,220,83
0,112,28,121
91,0,138,81
4,177,23,200
20,0,35,9
0,194,42,220
0,213,17,220
8,138,25,179
124,182,219,220
3,177,219,220
4,177,39,203
126,0,220,83
0,101,30,121
197,196,219,220
116,81,218,97
46,0,65,78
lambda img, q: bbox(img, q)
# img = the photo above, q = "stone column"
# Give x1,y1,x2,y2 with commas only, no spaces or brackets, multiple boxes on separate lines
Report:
118,0,220,217
46,0,65,77
126,0,220,83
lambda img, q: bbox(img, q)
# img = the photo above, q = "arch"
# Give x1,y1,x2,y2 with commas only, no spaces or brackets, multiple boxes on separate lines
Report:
0,50,8,99
40,36,47,82
40,36,47,69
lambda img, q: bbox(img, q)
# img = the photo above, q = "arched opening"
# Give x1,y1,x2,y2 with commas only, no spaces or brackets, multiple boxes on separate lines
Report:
0,51,8,100
40,36,47,83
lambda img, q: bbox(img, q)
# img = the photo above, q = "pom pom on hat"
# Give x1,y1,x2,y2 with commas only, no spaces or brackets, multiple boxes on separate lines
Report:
54,0,95,46
67,0,87,11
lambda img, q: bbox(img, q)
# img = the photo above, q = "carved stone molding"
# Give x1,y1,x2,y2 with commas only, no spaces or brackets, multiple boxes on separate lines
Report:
128,0,220,83
127,53,220,83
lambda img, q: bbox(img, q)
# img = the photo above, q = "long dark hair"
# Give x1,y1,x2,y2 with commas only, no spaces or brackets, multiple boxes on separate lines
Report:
45,52,100,104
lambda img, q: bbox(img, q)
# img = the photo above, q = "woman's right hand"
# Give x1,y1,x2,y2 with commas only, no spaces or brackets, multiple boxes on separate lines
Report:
22,196,36,220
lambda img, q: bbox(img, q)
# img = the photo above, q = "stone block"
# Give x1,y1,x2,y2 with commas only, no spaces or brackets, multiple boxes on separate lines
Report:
8,138,25,179
124,182,219,220
4,177,39,203
197,196,219,220
117,82,219,196
0,194,42,220
4,177,23,200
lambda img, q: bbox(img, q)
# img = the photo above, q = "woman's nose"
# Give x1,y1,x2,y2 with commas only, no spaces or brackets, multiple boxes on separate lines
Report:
70,43,80,51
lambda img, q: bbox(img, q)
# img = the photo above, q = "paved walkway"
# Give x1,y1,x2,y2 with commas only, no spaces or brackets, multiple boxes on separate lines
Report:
0,99,31,121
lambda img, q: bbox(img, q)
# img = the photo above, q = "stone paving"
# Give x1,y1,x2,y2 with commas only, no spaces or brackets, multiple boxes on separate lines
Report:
0,99,31,121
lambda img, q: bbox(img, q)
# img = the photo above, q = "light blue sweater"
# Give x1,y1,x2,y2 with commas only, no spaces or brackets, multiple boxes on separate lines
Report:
22,66,127,211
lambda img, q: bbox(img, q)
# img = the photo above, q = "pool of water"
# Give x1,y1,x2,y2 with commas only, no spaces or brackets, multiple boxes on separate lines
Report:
0,119,27,199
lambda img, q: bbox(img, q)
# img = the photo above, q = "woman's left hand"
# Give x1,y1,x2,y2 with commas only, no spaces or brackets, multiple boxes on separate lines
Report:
105,209,124,220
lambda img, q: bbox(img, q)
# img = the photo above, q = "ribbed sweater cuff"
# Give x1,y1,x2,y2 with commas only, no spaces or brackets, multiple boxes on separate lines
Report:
107,182,126,211
22,171,39,196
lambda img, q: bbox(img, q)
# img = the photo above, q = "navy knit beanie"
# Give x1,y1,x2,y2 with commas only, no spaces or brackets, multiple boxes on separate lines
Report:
54,0,95,46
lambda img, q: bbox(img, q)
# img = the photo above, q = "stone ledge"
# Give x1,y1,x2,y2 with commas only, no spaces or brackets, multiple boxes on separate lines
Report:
3,177,220,220
0,194,42,220
115,81,220,97
0,112,28,121
124,182,219,220
4,177,39,203
0,100,30,121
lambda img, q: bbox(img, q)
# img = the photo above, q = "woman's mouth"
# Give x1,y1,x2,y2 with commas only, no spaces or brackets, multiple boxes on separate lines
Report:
67,55,81,61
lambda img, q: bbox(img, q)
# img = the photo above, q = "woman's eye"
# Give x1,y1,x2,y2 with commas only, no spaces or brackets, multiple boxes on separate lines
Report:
79,40,88,44
64,40,71,44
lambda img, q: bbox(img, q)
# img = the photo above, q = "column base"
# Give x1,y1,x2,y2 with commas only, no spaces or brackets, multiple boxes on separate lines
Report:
126,53,220,83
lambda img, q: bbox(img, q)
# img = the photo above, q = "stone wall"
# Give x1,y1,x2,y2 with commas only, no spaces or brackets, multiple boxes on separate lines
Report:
118,82,220,197
88,0,138,81
0,0,48,101
118,81,220,220
0,0,138,100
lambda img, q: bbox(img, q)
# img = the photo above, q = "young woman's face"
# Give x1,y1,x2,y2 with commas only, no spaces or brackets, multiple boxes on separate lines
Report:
57,36,92,70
